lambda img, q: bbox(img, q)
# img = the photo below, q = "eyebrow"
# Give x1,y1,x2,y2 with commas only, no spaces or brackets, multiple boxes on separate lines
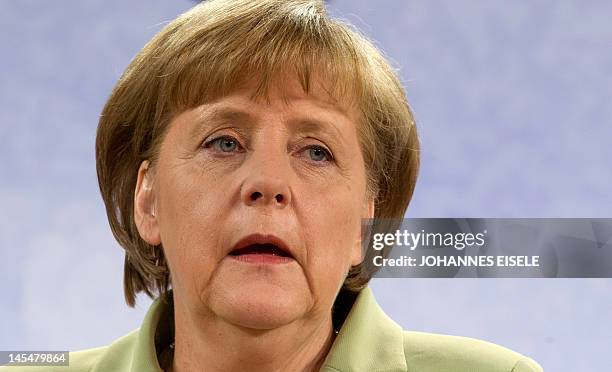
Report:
286,116,346,144
190,106,348,145
189,107,254,139
208,107,254,124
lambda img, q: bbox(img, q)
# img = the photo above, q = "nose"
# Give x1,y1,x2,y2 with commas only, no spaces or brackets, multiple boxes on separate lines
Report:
240,159,292,209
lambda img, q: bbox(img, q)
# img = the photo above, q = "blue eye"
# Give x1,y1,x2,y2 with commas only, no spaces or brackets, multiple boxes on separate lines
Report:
205,136,240,152
306,146,332,162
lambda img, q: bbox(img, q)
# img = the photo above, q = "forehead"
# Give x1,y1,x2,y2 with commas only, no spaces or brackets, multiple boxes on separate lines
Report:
230,73,359,119
162,74,365,157
171,77,360,137
180,83,357,144
163,71,364,146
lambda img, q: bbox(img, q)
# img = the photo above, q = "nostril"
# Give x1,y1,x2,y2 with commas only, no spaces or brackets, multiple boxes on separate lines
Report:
247,191,287,205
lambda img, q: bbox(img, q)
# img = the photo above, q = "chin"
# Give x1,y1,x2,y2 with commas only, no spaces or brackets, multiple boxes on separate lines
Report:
210,282,310,330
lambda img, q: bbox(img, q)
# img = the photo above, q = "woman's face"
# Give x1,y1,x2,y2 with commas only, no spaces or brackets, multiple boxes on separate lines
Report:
135,77,374,329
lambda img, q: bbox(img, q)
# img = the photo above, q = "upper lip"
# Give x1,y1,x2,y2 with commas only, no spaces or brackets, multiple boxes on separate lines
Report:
229,233,295,259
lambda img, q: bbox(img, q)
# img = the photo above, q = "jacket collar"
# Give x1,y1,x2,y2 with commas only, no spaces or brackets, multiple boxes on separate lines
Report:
131,294,166,371
130,286,406,372
321,286,407,371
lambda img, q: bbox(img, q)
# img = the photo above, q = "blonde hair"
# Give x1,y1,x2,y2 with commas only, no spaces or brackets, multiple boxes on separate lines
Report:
96,0,419,307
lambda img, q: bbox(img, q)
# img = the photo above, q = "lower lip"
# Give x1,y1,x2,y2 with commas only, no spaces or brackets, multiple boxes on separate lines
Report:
229,253,294,264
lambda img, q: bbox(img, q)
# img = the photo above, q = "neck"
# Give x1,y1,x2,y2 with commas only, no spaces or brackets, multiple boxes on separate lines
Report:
170,299,336,372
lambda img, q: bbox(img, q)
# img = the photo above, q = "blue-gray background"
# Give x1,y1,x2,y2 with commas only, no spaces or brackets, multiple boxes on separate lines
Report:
1,1,611,370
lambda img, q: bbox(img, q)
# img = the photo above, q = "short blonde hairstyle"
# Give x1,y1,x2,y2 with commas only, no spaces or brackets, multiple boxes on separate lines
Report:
96,0,419,307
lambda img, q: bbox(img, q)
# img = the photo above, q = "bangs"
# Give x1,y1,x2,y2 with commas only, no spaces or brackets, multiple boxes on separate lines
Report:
153,0,367,116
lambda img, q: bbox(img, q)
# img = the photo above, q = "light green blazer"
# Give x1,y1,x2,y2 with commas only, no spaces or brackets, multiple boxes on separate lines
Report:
2,287,543,371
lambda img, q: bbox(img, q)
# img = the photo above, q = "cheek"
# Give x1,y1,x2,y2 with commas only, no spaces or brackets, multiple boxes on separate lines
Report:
299,178,365,285
159,158,235,228
156,164,230,292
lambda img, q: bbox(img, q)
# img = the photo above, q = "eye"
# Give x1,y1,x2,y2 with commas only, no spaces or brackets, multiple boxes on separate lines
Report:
303,145,333,163
203,135,242,153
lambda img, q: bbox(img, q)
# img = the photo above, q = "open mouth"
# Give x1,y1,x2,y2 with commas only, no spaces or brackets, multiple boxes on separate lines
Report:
229,243,293,258
228,234,295,264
